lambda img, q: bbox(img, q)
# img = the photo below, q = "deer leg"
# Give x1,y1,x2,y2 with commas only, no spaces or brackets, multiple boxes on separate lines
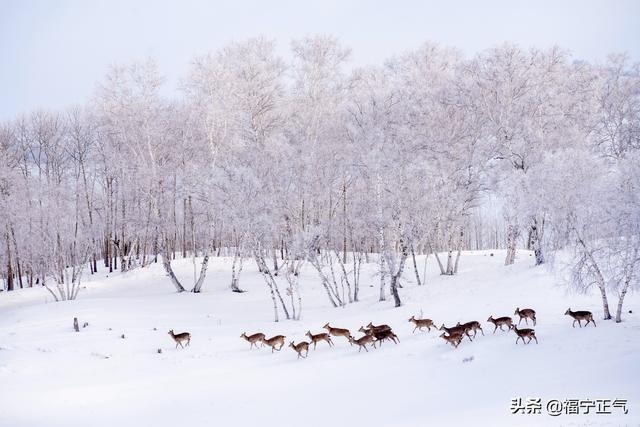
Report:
533,336,538,344
578,319,582,328
413,326,417,333
592,319,596,327
479,327,484,336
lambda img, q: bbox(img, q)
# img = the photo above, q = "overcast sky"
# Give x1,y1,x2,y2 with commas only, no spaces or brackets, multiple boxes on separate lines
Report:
1,0,639,120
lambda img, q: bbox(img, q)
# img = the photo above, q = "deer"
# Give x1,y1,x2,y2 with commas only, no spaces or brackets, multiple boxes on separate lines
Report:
365,322,392,333
366,328,399,348
240,332,265,349
439,331,463,348
456,321,484,338
261,335,286,353
514,307,537,326
358,326,372,335
358,325,393,337
323,323,352,344
513,325,538,344
305,331,334,350
168,330,191,349
487,315,514,333
564,308,596,328
439,324,472,341
408,316,435,333
349,334,376,352
289,341,310,359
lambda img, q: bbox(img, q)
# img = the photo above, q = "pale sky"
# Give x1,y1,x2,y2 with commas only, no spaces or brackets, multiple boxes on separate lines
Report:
1,0,639,120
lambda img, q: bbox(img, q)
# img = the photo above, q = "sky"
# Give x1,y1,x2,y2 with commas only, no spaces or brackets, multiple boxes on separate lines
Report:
1,0,639,120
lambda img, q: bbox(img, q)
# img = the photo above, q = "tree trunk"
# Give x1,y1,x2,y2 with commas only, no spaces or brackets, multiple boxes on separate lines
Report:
530,218,545,265
411,244,422,286
230,252,245,292
577,237,611,320
308,251,341,307
432,245,446,275
504,223,519,265
598,283,612,320
254,253,280,322
615,278,631,323
453,248,462,275
445,250,454,275
190,252,210,293
5,232,13,291
342,181,347,264
386,247,408,308
162,249,185,292
378,255,386,301
255,251,290,320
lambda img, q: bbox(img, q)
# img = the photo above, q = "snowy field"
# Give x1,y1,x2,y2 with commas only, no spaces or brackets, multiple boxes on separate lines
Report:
1,250,638,427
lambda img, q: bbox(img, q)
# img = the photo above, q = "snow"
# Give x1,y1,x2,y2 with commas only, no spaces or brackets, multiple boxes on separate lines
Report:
1,250,638,426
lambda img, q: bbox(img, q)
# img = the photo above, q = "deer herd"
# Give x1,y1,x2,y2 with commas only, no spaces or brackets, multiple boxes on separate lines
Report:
168,307,596,357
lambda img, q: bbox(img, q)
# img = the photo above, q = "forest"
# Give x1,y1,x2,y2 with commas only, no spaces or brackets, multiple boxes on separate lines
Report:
1,36,638,323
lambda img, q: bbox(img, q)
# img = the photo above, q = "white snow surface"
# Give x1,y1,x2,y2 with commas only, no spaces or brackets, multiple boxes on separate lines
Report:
1,250,638,427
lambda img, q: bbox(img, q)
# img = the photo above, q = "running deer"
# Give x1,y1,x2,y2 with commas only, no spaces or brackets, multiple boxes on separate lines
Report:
487,316,513,333
513,325,538,344
439,332,463,348
168,330,191,349
514,307,537,326
323,323,352,343
262,335,286,353
368,328,399,348
305,331,334,350
240,332,265,349
564,308,596,328
365,322,392,333
439,324,472,341
408,316,435,333
289,341,310,359
456,321,484,338
349,334,375,352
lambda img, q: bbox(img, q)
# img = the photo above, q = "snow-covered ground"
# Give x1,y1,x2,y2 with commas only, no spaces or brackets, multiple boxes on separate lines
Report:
1,250,638,427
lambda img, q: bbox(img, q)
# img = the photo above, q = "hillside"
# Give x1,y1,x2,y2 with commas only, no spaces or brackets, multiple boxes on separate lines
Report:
1,250,638,426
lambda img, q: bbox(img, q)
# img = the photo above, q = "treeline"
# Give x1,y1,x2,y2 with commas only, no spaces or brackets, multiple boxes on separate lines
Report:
0,37,638,321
